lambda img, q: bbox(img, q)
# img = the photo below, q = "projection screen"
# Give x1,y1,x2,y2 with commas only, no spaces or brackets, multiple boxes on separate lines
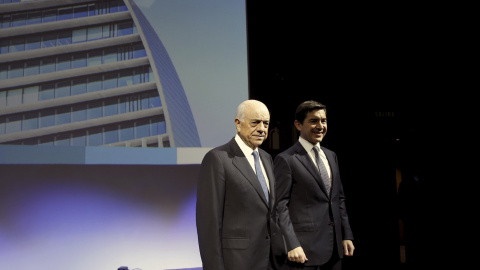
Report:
0,0,248,269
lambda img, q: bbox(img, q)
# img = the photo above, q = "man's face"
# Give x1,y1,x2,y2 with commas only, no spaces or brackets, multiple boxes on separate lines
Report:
295,109,327,145
235,105,270,149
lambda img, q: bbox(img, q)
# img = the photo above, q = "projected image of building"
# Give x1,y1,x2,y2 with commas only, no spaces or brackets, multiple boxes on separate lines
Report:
0,0,201,148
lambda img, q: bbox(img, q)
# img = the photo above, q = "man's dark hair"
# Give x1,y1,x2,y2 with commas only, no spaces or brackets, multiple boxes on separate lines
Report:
295,100,326,124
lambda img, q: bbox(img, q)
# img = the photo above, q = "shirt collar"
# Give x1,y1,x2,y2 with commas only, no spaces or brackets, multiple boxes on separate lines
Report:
235,134,257,156
298,136,320,152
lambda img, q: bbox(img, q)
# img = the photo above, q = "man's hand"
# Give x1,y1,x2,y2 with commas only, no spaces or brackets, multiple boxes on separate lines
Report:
343,240,355,256
288,246,308,263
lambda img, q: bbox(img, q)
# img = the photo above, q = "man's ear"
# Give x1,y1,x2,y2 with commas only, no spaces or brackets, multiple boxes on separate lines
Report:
294,120,302,131
235,118,241,131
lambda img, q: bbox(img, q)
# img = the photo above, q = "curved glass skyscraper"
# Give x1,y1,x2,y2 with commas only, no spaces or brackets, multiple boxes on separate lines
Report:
0,0,201,148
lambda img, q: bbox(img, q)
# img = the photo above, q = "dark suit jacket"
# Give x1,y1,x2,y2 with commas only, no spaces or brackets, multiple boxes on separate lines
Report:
274,141,354,266
196,137,286,270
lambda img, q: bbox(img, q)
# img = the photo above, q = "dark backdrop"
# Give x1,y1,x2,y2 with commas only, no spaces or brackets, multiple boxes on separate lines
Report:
246,2,447,269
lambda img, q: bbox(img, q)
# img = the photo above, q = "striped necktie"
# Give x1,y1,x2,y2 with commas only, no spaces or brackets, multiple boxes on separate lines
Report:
313,146,330,196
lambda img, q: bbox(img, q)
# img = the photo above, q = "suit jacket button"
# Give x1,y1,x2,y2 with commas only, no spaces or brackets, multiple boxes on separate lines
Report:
265,234,270,239
329,222,335,226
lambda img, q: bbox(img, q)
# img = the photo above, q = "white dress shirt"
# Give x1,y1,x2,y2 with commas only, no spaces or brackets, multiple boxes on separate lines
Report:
235,134,270,190
298,136,332,180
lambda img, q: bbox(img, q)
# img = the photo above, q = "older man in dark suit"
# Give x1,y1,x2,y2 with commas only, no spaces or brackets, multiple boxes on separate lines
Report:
274,100,354,270
196,99,286,270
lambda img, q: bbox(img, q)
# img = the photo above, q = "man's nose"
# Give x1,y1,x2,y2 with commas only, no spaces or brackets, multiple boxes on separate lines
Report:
257,123,266,132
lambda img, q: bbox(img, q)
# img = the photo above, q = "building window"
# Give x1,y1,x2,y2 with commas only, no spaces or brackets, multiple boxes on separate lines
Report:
0,65,6,80
40,58,55,74
39,109,55,128
118,70,133,87
42,9,57,23
57,31,72,46
152,116,167,135
42,33,57,48
56,55,71,71
149,94,161,108
55,107,71,125
2,22,137,54
87,3,97,16
103,47,117,64
72,78,87,96
87,76,102,92
87,50,102,66
25,35,41,50
0,40,8,54
39,84,55,101
103,73,117,90
103,24,111,39
0,67,153,107
58,7,73,21
25,60,40,76
72,52,87,68
118,1,128,11
87,127,103,146
104,125,119,144
72,104,87,122
3,115,167,146
133,44,147,58
10,38,25,52
0,91,6,108
6,114,22,134
54,134,71,146
103,98,118,117
117,22,133,36
73,5,88,19
72,131,86,146
1,14,11,28
120,122,134,141
109,0,119,13
23,112,38,131
11,13,26,27
87,101,103,120
0,117,5,135
6,88,22,106
135,118,150,138
0,1,128,29
9,62,24,79
72,28,87,43
133,67,143,84
87,26,102,41
55,81,71,98
23,86,39,104
27,11,42,25
1,43,146,79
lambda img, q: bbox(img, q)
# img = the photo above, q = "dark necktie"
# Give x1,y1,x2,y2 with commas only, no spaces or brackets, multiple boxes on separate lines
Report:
252,150,269,203
313,146,330,196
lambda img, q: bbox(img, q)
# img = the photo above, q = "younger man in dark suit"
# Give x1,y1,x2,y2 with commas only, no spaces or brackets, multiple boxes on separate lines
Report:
274,100,354,270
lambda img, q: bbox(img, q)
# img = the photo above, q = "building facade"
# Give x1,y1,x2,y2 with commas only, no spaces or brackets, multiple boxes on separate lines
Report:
0,0,201,147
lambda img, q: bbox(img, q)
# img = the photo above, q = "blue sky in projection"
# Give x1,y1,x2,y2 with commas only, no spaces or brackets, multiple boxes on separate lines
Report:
135,0,249,147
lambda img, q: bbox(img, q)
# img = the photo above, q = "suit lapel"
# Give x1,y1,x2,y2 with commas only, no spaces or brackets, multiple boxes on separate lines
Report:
322,148,335,193
293,142,330,196
229,140,270,206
